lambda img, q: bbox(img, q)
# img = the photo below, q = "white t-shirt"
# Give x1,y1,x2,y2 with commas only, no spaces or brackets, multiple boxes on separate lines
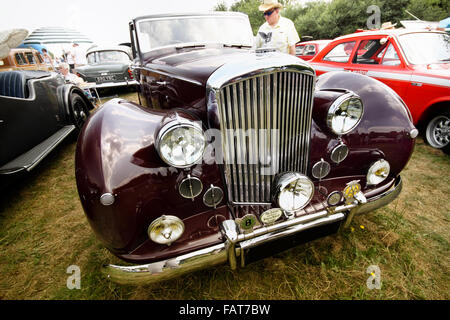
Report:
255,16,300,54
66,51,74,64
73,46,86,65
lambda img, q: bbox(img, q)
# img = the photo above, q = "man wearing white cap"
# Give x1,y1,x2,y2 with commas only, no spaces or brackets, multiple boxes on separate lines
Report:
255,0,300,55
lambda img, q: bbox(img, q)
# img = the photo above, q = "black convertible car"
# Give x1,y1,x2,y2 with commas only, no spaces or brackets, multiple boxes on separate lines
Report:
0,69,93,188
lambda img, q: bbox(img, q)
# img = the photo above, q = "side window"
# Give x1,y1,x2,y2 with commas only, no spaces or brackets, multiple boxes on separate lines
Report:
25,52,36,64
354,39,387,64
382,43,401,66
35,53,44,64
323,41,355,63
15,53,27,65
304,45,316,56
87,53,96,64
296,45,305,56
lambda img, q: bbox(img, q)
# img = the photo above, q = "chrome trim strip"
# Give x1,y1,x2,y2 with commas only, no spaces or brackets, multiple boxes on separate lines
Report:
207,52,314,90
89,80,139,89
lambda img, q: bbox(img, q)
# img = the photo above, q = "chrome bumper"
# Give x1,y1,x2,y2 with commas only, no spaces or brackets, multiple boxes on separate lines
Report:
103,176,402,285
91,80,139,89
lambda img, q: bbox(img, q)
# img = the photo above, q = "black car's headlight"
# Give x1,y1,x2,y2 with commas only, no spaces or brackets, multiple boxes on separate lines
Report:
327,92,364,135
156,120,206,168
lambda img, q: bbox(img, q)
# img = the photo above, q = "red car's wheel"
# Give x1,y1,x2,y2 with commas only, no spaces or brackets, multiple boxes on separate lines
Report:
425,110,450,154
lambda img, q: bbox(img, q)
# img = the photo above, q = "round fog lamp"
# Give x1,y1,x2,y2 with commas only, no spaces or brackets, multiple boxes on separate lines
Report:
148,215,185,245
275,173,314,212
367,159,390,185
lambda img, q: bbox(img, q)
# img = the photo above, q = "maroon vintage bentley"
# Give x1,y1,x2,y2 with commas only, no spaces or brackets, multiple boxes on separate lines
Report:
75,12,417,285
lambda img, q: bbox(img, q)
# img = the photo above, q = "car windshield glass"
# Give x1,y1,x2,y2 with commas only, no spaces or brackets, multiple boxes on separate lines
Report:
87,51,130,64
136,15,254,53
398,32,450,64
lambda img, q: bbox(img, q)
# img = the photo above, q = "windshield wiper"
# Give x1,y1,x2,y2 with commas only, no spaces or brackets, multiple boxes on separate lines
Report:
175,44,206,50
439,58,450,61
223,44,252,49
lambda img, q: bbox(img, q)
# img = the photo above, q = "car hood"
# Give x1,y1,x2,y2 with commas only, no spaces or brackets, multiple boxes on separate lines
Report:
76,63,129,75
145,47,314,86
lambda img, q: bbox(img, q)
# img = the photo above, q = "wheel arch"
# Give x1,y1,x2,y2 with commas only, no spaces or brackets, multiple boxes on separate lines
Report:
60,84,95,122
417,99,450,130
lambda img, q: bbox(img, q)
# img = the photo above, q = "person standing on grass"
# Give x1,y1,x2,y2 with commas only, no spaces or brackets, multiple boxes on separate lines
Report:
72,42,86,70
255,0,300,56
66,48,75,73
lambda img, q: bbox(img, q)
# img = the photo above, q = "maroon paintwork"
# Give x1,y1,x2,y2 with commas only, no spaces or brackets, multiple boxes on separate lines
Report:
75,15,416,265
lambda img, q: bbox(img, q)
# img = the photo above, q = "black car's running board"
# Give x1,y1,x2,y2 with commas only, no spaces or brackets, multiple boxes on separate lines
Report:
0,125,75,175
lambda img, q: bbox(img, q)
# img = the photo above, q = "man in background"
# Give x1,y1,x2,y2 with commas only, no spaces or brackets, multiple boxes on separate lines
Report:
57,62,85,85
66,48,75,72
72,42,86,70
255,0,300,55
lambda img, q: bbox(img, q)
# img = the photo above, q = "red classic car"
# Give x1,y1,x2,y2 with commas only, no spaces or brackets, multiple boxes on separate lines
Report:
309,29,450,153
75,13,417,285
295,40,331,61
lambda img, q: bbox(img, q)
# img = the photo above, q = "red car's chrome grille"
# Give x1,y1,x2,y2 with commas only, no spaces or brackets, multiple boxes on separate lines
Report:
216,70,314,204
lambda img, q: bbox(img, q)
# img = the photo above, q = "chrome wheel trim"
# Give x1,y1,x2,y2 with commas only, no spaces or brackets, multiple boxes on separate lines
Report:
426,115,450,149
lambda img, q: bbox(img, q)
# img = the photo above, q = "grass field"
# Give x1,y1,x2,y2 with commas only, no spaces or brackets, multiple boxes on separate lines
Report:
0,92,449,300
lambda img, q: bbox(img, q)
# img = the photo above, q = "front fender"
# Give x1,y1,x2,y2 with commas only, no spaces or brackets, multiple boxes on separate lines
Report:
310,71,416,183
75,99,228,258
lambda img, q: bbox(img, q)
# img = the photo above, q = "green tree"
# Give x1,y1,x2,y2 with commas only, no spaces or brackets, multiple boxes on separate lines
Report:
214,2,228,11
406,0,450,21
220,0,450,41
230,0,266,35
378,0,411,25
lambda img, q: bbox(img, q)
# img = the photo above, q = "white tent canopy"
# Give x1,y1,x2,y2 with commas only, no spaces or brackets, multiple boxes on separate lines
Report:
22,27,94,58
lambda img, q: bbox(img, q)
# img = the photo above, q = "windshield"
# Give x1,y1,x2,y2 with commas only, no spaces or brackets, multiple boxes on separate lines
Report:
87,51,130,64
136,15,254,54
398,32,450,64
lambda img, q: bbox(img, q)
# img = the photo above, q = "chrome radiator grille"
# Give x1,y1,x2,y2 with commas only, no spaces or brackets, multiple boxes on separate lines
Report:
216,70,314,204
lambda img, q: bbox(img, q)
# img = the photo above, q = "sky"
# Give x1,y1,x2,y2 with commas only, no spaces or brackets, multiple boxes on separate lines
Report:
0,0,241,46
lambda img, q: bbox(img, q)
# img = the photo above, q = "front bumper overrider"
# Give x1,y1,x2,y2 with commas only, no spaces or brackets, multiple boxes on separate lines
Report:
103,176,403,285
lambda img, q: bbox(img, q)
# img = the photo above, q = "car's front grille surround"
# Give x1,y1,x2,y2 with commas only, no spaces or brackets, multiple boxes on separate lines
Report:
215,70,315,204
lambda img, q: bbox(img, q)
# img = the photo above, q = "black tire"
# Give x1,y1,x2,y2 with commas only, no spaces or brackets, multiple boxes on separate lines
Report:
424,110,450,155
70,92,90,131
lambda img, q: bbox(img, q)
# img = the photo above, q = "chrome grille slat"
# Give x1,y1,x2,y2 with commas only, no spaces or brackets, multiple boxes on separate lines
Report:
231,83,243,202
291,73,299,171
217,70,314,204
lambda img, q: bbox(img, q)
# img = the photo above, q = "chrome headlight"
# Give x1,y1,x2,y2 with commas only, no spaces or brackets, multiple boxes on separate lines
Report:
367,159,390,185
327,92,364,135
274,173,314,212
156,120,205,168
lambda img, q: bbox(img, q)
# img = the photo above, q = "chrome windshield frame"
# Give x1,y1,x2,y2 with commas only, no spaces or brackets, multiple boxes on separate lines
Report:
133,13,254,56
